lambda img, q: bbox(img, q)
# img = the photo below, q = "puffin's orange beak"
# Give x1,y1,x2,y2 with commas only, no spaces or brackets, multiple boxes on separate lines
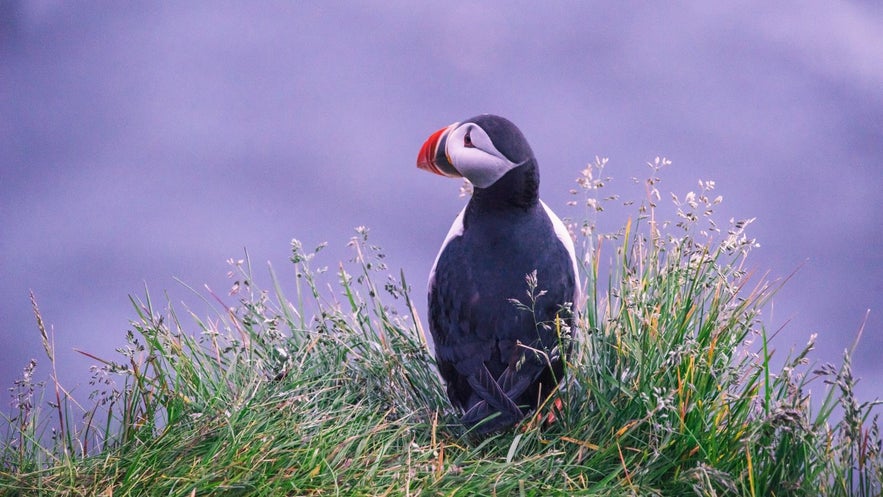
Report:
417,123,461,178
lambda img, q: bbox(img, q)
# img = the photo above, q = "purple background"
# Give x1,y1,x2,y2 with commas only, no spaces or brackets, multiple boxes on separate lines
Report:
2,3,881,410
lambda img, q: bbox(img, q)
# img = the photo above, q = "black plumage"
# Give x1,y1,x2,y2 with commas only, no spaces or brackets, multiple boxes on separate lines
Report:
417,114,579,434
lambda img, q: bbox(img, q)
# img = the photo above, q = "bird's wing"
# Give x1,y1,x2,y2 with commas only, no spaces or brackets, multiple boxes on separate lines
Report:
429,232,495,410
541,199,581,306
429,234,494,371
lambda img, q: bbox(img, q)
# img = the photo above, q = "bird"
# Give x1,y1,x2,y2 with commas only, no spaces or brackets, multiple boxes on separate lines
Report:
416,114,580,434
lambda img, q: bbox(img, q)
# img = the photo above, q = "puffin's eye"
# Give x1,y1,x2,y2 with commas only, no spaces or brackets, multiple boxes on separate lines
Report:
464,129,475,148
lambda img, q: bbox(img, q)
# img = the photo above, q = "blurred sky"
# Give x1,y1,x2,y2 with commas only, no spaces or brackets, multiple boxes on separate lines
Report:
2,2,881,412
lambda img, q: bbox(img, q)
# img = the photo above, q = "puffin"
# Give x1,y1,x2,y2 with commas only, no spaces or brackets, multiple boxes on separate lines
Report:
416,114,580,434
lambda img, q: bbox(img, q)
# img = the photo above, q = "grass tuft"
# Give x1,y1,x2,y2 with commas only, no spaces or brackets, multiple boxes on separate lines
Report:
1,160,881,495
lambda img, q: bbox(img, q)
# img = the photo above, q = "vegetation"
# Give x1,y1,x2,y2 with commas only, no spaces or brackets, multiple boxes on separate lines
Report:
2,159,880,495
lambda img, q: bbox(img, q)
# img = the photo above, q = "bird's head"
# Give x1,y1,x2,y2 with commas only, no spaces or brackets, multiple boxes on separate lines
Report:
417,114,535,189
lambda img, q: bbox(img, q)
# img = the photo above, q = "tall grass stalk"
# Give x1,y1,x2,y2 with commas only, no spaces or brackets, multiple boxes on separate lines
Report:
1,161,880,495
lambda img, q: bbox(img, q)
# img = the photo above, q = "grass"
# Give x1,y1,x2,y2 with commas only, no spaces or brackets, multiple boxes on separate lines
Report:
2,158,881,495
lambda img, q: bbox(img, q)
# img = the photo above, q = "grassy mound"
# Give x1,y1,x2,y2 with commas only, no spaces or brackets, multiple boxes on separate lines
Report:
2,159,880,495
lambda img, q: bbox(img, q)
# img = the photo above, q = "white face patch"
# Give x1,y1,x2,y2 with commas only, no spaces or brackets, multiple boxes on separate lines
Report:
445,122,521,189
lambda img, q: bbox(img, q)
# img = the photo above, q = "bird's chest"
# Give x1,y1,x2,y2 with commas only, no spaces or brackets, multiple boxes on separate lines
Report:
460,217,550,294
